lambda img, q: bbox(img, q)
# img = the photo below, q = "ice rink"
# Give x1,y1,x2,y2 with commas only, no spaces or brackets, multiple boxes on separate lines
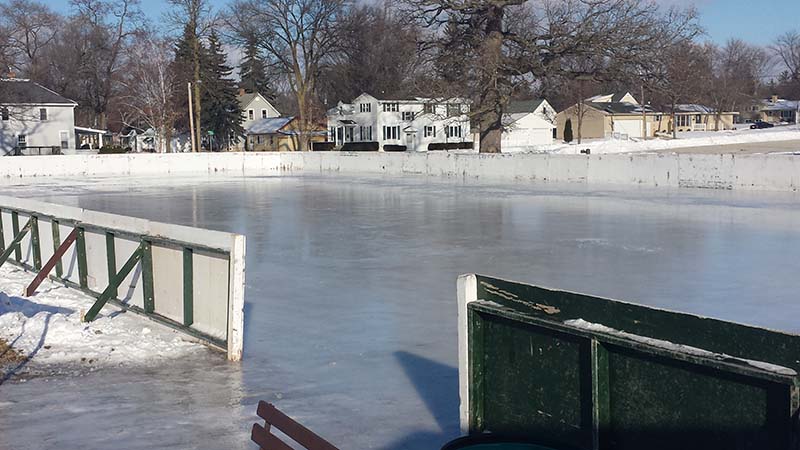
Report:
2,173,800,449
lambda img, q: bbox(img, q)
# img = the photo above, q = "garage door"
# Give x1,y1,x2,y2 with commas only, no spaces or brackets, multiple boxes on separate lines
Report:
613,120,643,139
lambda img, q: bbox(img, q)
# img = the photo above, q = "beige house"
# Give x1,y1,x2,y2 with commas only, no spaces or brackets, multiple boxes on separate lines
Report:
670,104,738,132
555,92,662,140
244,116,326,152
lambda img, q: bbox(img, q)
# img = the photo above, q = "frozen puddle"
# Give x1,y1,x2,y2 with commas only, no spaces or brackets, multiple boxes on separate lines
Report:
0,264,205,379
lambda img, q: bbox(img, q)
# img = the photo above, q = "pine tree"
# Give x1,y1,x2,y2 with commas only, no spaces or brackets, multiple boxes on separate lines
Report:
564,119,574,143
201,30,244,151
239,36,275,101
171,24,197,135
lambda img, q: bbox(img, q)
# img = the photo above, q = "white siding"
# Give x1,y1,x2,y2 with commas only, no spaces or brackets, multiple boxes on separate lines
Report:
0,104,75,153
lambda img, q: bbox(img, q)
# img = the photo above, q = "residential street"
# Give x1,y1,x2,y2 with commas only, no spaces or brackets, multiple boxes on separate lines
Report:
653,138,800,154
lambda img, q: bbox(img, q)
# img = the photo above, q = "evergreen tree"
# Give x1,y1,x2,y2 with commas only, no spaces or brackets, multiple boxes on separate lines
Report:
564,119,573,143
201,30,244,151
171,24,197,135
239,36,275,101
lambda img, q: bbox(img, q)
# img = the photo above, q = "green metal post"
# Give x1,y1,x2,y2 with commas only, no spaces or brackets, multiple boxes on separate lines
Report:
0,208,5,253
141,240,154,314
84,244,144,322
591,339,610,449
51,219,62,278
105,232,117,299
183,247,193,326
76,227,88,288
30,215,41,270
11,211,20,261
0,218,32,268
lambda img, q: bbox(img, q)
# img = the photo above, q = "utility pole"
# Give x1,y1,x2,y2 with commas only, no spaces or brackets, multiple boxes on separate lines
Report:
188,82,196,153
641,84,647,140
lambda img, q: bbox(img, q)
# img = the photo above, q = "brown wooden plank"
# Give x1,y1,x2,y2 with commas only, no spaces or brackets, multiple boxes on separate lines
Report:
251,424,294,450
256,401,339,450
25,228,78,297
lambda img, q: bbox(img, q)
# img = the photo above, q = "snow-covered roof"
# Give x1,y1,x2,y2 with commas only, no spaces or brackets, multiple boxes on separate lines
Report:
0,79,77,105
245,117,293,134
673,104,739,114
760,98,800,111
502,112,556,129
507,99,546,114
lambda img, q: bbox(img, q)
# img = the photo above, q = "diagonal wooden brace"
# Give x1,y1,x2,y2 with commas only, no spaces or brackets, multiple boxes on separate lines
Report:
83,243,145,322
0,218,32,268
25,228,78,297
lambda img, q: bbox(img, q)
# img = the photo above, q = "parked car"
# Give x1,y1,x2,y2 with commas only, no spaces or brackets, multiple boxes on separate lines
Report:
750,121,775,129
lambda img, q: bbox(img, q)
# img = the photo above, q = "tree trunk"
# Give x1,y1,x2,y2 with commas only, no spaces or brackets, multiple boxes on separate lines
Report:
478,4,504,154
576,103,584,144
191,25,202,152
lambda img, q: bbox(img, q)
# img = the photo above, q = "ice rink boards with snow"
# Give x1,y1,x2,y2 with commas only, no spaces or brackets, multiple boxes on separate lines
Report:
1,173,800,449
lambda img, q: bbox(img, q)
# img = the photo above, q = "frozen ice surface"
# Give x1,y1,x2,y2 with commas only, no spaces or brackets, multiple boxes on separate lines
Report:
2,173,800,449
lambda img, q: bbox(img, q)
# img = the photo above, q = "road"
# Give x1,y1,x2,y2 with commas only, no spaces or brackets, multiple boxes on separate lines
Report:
654,139,800,155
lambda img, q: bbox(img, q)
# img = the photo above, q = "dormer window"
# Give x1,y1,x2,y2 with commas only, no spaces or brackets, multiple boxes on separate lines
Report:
424,103,436,114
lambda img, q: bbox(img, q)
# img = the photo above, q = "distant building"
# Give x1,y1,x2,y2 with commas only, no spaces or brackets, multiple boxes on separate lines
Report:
244,116,326,152
744,96,799,124
501,99,556,151
671,104,738,132
236,89,281,151
327,93,472,152
0,78,77,155
555,92,661,140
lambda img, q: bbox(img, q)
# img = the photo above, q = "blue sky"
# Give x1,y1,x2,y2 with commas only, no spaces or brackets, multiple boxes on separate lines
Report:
45,0,800,47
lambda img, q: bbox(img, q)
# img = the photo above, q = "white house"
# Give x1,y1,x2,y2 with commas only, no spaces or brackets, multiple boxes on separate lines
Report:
1,78,77,155
501,99,556,151
236,90,281,150
327,93,472,152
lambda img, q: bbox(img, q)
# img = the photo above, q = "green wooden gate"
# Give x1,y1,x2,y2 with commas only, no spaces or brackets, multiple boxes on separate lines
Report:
457,274,800,450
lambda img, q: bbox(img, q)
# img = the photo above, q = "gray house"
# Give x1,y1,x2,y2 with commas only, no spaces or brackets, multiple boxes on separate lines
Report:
1,78,77,155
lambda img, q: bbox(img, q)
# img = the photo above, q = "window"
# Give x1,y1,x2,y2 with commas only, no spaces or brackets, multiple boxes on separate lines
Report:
695,114,702,123
329,127,335,140
446,125,462,139
402,111,414,121
382,103,399,112
257,135,262,144
360,126,372,141
17,134,26,148
39,108,47,121
262,109,268,119
345,127,354,142
424,103,436,114
447,104,460,117
424,126,436,138
676,115,691,127
248,110,254,120
360,103,372,113
382,125,400,140
1,108,8,121
60,131,69,150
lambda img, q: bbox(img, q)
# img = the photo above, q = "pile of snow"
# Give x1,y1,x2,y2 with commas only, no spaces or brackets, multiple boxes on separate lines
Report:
0,265,204,376
506,125,800,155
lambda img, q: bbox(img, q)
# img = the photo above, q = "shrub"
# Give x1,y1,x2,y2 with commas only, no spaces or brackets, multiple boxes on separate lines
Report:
312,141,335,151
341,141,380,152
98,146,129,155
428,142,474,151
564,119,573,143
383,144,407,152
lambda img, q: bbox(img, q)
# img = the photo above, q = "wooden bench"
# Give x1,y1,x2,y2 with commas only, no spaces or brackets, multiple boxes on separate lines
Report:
251,401,339,450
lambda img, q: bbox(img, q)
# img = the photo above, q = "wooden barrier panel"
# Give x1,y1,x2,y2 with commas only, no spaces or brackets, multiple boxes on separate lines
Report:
457,274,800,450
0,196,246,361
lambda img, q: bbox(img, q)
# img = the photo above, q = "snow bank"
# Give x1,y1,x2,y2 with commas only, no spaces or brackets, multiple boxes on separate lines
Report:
0,265,204,375
519,125,800,155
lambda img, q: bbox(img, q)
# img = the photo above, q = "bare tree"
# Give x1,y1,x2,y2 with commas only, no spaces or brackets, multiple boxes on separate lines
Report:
120,31,179,153
0,0,61,81
406,0,701,153
230,0,351,151
71,0,142,129
772,31,800,98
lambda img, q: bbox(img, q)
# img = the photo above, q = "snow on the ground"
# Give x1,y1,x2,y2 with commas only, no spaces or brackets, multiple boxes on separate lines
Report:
508,124,800,155
0,265,204,375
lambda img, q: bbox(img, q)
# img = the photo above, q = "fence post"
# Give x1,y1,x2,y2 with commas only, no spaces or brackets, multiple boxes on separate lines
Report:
76,227,88,288
183,247,193,326
141,240,154,313
30,215,41,270
11,211,20,261
106,232,117,299
51,219,62,278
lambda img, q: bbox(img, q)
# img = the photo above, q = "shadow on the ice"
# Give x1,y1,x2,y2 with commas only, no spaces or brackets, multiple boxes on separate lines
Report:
381,351,460,450
0,292,74,385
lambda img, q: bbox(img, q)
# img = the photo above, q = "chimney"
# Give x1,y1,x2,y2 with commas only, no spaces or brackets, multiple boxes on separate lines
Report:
238,88,246,96
771,94,779,103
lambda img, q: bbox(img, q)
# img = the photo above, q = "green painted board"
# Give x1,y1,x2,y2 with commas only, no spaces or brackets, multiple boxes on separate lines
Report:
467,275,800,450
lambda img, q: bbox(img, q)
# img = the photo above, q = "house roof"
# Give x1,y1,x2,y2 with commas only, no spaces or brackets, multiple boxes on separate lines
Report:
760,98,800,111
507,99,546,114
674,104,716,114
238,93,259,110
586,92,636,104
245,117,293,134
0,79,76,105
587,101,654,115
503,112,556,129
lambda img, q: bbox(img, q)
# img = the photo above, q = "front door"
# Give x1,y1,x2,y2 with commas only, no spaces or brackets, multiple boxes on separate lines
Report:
405,132,416,151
